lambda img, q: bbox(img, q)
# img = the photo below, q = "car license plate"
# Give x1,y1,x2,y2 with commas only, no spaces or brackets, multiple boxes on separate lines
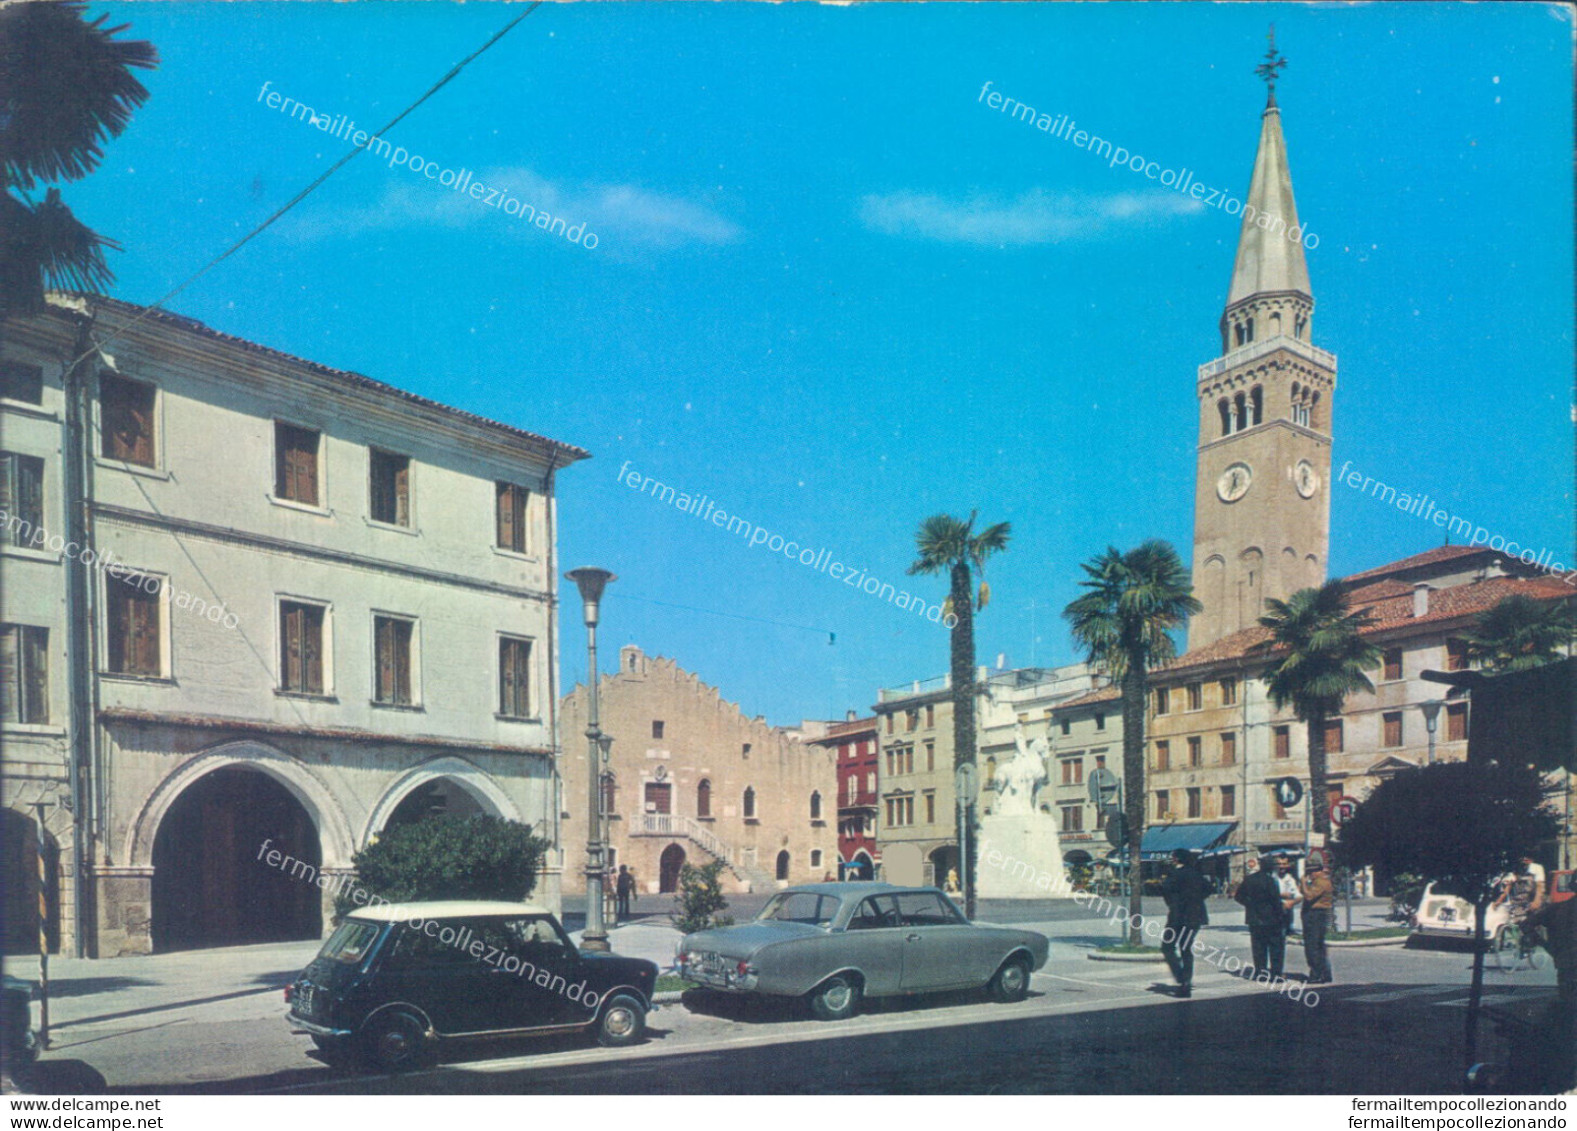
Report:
696,952,726,974
297,985,316,1015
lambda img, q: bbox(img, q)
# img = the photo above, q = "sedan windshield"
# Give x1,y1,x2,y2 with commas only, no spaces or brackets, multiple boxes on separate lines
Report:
757,892,840,926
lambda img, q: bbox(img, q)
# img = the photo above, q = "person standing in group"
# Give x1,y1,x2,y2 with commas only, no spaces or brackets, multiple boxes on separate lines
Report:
1235,854,1287,979
1160,849,1211,998
1301,857,1335,984
616,864,636,921
1275,855,1299,939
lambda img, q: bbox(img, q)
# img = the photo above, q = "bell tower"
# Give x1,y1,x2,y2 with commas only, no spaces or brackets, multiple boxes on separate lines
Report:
1189,32,1337,650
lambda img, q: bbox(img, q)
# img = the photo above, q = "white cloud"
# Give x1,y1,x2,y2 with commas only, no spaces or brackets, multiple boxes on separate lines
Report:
857,188,1204,246
283,161,741,250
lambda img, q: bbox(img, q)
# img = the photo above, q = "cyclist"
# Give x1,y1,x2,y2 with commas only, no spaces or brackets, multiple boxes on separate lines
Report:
1495,856,1547,959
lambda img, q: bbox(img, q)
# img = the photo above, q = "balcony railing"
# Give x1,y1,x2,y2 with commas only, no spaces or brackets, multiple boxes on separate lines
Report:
1197,334,1337,382
878,674,951,703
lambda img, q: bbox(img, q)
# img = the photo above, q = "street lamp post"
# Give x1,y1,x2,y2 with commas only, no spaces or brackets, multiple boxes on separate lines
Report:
567,567,616,954
1420,699,1445,765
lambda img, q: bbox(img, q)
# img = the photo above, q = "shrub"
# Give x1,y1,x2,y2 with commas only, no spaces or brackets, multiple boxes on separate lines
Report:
334,815,549,921
670,859,734,934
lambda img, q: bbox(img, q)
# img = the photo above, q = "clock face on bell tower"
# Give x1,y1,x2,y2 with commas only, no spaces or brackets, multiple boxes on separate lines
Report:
1187,71,1336,653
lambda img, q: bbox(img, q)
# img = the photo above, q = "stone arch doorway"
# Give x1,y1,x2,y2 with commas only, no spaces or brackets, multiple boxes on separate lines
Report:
658,843,686,893
844,852,874,881
2,808,60,955
775,850,791,882
151,766,322,952
928,845,959,892
362,757,520,847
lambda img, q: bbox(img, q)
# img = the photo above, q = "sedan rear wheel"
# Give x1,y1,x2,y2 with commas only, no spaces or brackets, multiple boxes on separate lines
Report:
987,956,1032,1003
361,1010,436,1073
808,974,861,1021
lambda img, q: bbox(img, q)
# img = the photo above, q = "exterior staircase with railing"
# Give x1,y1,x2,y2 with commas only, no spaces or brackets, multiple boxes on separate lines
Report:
629,812,777,892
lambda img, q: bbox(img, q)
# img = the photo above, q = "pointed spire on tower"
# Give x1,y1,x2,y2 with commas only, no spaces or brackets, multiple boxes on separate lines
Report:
1225,28,1310,314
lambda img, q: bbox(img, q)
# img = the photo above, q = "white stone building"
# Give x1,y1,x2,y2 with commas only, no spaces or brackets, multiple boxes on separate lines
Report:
1,295,585,956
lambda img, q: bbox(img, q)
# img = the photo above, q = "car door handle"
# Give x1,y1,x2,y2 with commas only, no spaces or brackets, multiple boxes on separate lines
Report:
906,933,921,942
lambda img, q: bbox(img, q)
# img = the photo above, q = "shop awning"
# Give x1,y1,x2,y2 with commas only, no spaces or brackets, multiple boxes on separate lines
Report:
1106,822,1242,863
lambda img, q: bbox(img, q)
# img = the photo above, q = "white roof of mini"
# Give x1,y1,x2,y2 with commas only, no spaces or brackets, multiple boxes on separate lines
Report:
346,900,551,922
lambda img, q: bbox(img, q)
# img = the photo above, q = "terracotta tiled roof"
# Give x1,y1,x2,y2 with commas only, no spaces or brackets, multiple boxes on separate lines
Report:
821,716,878,739
1054,685,1121,710
1340,544,1496,586
1163,572,1573,675
71,295,591,461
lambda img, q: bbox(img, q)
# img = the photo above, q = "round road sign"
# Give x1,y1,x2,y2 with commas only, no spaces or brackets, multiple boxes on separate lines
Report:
1330,796,1359,826
1274,777,1304,809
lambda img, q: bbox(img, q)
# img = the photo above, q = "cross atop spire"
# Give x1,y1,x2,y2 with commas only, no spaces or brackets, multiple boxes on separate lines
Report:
1255,24,1288,107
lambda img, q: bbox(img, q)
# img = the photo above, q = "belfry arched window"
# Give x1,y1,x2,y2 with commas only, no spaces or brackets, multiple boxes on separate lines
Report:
1219,399,1232,437
1250,386,1263,426
1233,392,1248,432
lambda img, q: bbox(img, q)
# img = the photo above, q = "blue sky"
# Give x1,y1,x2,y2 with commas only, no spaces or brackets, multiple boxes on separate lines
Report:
79,1,1575,724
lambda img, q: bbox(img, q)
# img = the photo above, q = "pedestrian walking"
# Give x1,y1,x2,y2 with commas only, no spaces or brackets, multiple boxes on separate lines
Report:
616,864,636,921
1301,857,1335,984
1234,853,1286,979
1160,848,1210,998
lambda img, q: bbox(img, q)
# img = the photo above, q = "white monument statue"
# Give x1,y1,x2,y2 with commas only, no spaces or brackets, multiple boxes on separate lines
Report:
976,720,1069,900
994,725,1050,816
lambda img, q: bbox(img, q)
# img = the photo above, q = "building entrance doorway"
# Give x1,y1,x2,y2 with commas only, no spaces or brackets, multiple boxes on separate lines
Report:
658,843,686,893
151,767,321,951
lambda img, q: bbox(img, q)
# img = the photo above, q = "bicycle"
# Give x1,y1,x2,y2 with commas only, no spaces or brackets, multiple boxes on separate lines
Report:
1493,922,1547,972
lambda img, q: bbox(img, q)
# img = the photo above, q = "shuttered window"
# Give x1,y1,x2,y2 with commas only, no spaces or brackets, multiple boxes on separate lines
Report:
496,482,528,552
107,573,161,676
369,449,410,526
0,362,43,405
274,423,321,505
0,453,44,545
0,624,49,723
498,636,532,718
1323,719,1345,753
1383,712,1404,748
373,616,414,705
279,602,326,694
1446,702,1468,742
101,374,156,466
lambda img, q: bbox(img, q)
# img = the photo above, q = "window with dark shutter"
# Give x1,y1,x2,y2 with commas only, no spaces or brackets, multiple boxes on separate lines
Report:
274,423,320,505
495,482,527,552
1220,732,1237,765
1323,719,1344,753
108,573,161,676
498,636,531,717
374,616,413,705
1383,648,1403,682
1273,725,1291,759
1446,702,1468,742
100,374,156,467
0,453,44,546
1,362,43,405
1383,712,1403,748
369,450,410,526
0,624,49,723
279,602,326,694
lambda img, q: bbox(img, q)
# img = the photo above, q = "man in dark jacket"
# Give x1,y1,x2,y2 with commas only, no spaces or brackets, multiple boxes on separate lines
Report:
1160,849,1211,997
1235,854,1286,979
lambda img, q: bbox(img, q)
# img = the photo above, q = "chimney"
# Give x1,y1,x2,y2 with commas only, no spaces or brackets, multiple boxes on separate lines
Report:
996,652,1007,671
1413,583,1431,618
845,709,856,722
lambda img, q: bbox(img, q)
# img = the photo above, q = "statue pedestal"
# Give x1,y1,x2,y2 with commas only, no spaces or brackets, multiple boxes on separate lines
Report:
976,812,1071,899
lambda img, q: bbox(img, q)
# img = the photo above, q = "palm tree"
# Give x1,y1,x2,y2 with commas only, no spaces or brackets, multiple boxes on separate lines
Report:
1257,581,1381,843
907,512,1011,919
1064,540,1201,945
0,1,158,313
1464,594,1577,674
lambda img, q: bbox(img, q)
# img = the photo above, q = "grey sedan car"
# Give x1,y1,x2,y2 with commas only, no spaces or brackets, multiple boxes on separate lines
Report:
676,882,1049,1020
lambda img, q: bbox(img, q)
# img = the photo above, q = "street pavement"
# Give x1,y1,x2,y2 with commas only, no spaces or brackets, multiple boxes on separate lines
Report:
6,896,1558,1094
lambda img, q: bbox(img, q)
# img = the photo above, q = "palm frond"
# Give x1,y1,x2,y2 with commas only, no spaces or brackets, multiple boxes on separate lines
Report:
0,1,159,188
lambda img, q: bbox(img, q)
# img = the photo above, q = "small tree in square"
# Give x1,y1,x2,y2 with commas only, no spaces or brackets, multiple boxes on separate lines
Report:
1337,760,1559,1071
336,814,549,921
670,859,734,934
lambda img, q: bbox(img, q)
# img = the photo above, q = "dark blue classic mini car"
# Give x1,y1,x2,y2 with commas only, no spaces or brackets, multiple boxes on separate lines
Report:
286,901,658,1071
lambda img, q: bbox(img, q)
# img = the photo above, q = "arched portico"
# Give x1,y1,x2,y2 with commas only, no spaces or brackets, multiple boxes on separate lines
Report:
126,740,356,870
362,756,521,847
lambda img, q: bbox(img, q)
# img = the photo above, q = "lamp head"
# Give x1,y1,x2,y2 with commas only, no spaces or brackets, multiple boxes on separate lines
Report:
1420,699,1445,732
566,567,616,625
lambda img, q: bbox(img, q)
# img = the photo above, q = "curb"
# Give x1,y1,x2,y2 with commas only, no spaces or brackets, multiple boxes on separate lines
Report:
1327,936,1411,949
1088,950,1167,963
